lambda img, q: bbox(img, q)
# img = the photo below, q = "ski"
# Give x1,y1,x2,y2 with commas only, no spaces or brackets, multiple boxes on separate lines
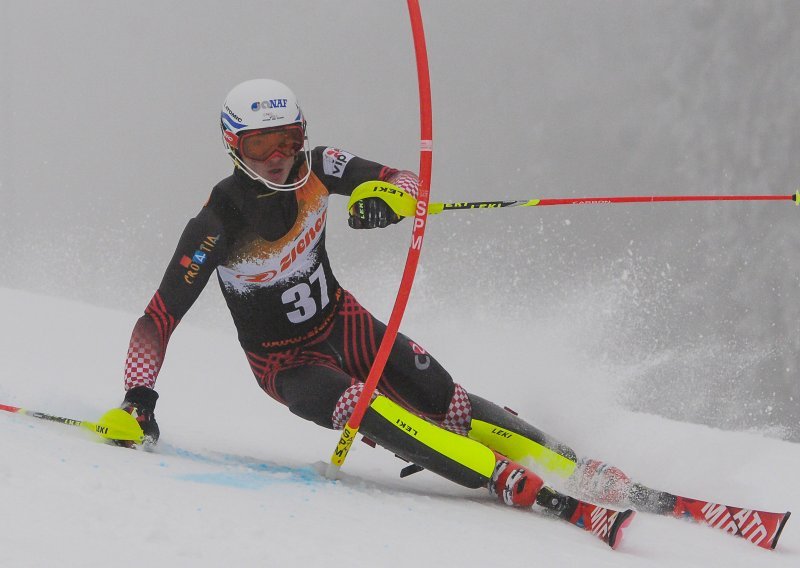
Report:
575,461,791,549
629,482,790,549
672,495,790,550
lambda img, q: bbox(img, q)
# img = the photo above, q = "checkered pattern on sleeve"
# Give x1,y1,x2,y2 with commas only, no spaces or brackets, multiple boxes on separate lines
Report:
385,170,420,199
124,325,160,390
124,292,178,391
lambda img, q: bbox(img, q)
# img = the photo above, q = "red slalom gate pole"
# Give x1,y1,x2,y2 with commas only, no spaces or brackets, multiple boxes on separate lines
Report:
326,0,433,479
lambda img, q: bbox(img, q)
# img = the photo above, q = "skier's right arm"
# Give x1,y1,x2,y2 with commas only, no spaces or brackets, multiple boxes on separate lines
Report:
118,203,226,444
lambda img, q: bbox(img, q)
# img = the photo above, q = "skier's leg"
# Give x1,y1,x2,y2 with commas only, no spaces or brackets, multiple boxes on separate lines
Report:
247,342,494,488
358,391,495,488
466,393,579,476
567,457,678,513
244,344,355,427
330,292,458,423
329,298,580,478
338,387,634,548
247,342,633,547
358,320,634,507
324,291,645,509
465,394,629,504
466,393,675,512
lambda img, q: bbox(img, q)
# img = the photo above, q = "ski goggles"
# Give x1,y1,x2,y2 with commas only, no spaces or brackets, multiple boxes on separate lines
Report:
236,125,304,161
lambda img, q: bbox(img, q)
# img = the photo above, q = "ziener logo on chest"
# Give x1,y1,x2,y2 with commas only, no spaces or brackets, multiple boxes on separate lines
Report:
279,208,327,272
222,207,328,288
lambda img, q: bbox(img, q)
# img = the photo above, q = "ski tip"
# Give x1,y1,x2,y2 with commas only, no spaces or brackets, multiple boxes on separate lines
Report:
771,511,791,550
608,509,636,550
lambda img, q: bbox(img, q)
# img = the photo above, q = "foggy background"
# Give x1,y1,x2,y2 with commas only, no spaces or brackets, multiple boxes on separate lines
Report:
1,1,799,439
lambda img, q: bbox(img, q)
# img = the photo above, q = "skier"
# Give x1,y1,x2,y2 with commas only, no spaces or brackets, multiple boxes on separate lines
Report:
110,78,784,549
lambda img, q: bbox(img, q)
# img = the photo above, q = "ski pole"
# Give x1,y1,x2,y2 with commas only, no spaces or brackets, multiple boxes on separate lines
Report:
430,192,799,212
326,0,433,479
349,186,800,217
0,402,144,442
1,402,98,429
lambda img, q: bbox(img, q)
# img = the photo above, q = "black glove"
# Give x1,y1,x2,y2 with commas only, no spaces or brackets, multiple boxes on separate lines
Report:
116,386,160,447
348,197,401,229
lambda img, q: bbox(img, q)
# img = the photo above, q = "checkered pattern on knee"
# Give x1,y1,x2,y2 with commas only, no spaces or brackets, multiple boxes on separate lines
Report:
441,383,472,435
332,383,378,430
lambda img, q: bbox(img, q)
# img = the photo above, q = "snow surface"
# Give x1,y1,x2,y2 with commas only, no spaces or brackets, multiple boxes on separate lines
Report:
0,287,797,567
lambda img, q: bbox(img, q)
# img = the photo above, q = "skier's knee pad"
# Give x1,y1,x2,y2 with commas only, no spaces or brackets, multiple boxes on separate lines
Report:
360,395,496,489
467,394,578,478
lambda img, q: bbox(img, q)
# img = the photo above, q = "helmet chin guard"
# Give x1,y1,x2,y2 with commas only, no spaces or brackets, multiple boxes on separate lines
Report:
220,79,312,191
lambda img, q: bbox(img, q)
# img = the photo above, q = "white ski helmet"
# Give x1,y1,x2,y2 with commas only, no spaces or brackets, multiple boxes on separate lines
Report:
220,79,312,191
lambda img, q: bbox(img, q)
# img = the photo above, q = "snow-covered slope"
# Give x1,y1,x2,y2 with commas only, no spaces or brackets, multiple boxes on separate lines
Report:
0,288,797,567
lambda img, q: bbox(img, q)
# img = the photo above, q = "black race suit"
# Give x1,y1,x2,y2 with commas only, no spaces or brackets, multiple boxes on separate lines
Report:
124,147,467,431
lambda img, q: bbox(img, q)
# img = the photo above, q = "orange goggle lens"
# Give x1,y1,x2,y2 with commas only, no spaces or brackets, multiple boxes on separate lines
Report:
239,125,304,161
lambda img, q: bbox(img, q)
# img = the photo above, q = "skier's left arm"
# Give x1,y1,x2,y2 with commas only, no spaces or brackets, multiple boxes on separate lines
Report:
311,146,420,229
